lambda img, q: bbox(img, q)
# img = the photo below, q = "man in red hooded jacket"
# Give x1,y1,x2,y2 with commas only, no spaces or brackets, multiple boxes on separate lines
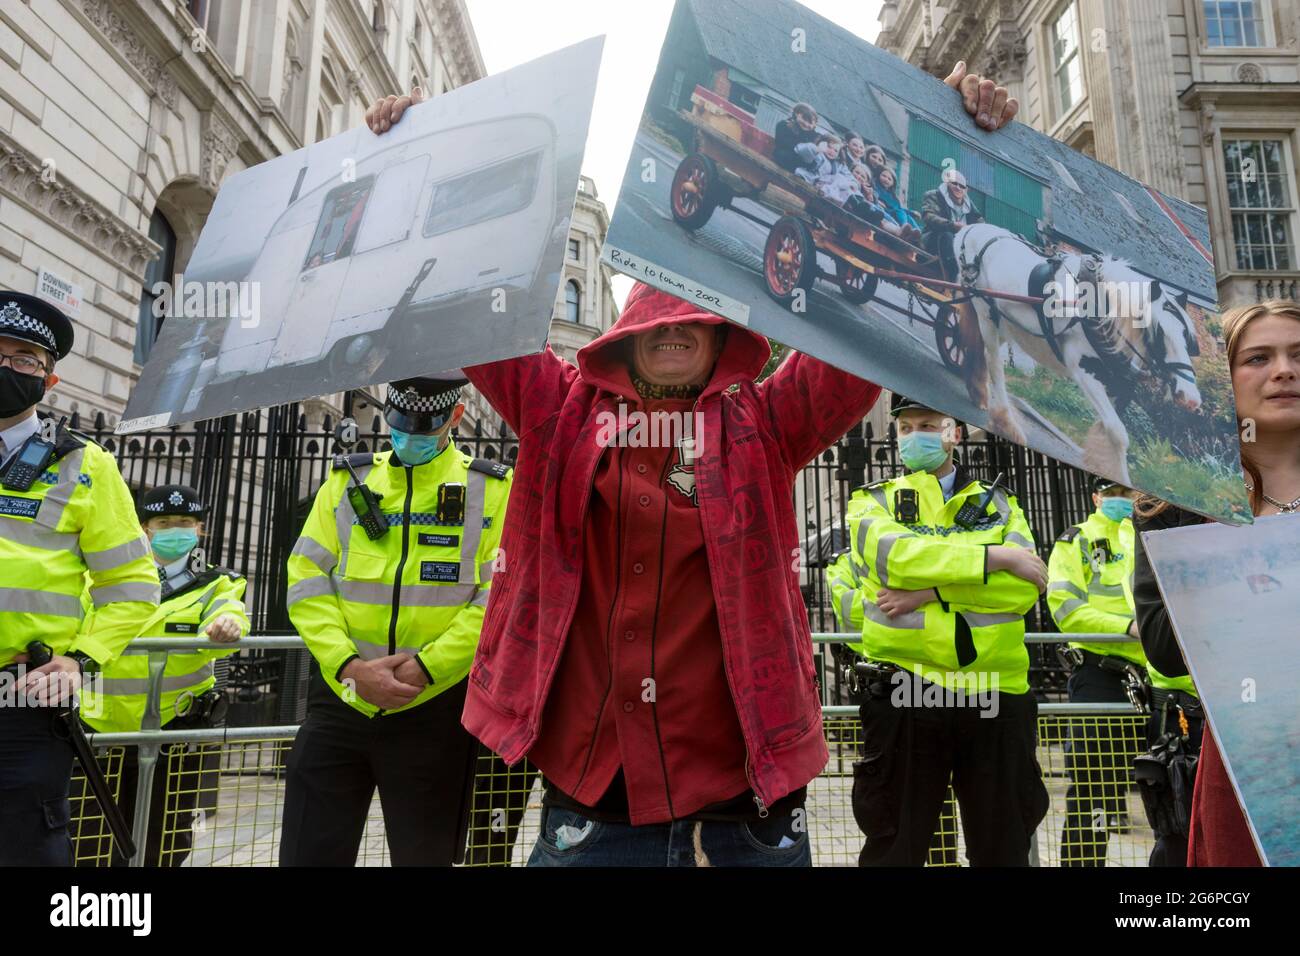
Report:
365,64,1018,865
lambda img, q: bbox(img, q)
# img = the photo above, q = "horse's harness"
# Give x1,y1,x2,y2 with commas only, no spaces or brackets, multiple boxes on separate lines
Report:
957,233,1198,389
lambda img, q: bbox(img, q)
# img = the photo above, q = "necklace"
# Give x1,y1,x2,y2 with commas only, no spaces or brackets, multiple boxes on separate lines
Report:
1244,481,1300,513
630,373,703,400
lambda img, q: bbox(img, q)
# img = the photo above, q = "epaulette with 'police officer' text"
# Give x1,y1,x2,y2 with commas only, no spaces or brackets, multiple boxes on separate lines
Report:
332,452,377,471
468,457,510,480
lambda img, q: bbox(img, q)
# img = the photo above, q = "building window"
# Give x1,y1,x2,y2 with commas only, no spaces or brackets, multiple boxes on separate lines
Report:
1049,3,1083,117
188,0,209,29
565,280,582,323
372,1,386,32
1224,137,1295,270
568,238,581,260
135,210,177,365
669,68,688,110
730,82,760,114
1204,1,1266,47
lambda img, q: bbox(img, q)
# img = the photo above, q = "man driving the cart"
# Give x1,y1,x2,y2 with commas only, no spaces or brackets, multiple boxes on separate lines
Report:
921,168,985,283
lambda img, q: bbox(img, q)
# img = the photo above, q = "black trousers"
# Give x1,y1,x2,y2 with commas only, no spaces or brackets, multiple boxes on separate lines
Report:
0,704,74,866
1144,696,1204,868
279,671,478,866
463,748,539,867
847,683,958,866
71,716,221,867
1059,660,1145,867
853,672,1049,866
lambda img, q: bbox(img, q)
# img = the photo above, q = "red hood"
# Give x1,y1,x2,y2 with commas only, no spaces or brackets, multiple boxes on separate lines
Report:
576,282,770,400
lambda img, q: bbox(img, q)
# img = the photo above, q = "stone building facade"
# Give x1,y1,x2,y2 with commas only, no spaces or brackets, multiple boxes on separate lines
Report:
877,0,1300,307
1,0,484,429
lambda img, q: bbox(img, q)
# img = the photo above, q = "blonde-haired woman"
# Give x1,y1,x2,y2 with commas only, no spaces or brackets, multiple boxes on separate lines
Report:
1132,298,1300,867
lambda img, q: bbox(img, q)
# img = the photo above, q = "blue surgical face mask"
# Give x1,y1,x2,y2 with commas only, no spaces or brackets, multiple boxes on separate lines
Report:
1099,496,1134,522
898,430,949,473
390,427,447,466
151,527,198,561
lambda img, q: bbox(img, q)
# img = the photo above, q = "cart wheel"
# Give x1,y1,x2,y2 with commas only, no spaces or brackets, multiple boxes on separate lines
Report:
934,306,967,373
764,215,817,308
836,261,878,305
671,154,719,230
329,334,375,377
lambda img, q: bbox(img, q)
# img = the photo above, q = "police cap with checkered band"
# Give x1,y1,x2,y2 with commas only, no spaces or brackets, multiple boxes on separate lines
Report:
0,292,74,362
384,376,467,434
138,484,209,521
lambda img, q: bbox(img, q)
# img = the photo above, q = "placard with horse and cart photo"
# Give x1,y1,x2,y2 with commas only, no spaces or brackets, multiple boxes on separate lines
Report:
603,0,1249,524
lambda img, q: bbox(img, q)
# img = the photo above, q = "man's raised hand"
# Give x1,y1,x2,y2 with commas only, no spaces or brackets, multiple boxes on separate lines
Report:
365,87,426,135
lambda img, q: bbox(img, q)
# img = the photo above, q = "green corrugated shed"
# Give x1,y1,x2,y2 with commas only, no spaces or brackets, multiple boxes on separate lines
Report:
906,118,1044,241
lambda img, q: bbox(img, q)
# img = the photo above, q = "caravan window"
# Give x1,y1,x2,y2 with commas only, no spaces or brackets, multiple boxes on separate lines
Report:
353,155,431,254
302,175,375,270
423,151,542,238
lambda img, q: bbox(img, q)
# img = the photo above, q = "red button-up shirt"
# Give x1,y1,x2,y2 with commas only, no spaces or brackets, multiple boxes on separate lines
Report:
526,397,751,824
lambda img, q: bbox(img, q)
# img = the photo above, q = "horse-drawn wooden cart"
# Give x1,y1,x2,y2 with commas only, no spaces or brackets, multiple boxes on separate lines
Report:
667,84,1042,375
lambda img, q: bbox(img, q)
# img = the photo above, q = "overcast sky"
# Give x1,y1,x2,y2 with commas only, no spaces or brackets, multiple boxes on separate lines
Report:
462,0,885,303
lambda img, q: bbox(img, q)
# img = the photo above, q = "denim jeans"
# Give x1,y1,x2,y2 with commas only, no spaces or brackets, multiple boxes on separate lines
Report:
526,803,812,867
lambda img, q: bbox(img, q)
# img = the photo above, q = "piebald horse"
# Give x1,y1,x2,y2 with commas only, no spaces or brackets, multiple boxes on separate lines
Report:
952,223,1202,484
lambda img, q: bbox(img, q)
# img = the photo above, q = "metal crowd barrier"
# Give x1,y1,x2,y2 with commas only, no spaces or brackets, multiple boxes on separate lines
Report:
68,634,1155,867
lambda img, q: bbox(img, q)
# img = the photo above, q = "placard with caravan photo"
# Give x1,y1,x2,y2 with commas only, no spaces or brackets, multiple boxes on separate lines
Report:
602,0,1248,524
119,37,602,433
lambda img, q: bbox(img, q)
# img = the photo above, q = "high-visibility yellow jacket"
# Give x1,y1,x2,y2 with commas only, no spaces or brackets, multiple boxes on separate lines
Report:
846,467,1040,694
1119,560,1196,697
1046,510,1147,666
825,546,864,635
0,424,158,668
286,447,511,716
81,562,249,733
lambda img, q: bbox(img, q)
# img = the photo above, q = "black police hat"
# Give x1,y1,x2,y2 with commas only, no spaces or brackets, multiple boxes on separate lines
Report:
138,484,208,521
385,376,468,434
0,292,74,361
889,392,937,417
1091,475,1126,495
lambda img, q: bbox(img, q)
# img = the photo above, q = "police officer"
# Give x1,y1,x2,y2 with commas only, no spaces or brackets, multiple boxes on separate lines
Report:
846,394,1049,866
0,292,159,865
1119,567,1202,867
1047,477,1148,866
826,543,959,866
280,376,511,866
76,484,249,866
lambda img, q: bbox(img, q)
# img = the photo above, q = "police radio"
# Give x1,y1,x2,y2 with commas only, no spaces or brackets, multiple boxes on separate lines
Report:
1,417,60,491
344,458,387,541
334,417,387,541
955,471,1005,528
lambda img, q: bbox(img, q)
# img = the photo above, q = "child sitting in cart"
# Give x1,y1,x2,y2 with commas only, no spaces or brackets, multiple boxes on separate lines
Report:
774,102,820,172
874,166,923,234
793,134,850,192
845,164,922,244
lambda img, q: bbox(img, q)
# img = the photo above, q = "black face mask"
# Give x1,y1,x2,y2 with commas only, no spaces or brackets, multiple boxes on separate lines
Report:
0,366,48,418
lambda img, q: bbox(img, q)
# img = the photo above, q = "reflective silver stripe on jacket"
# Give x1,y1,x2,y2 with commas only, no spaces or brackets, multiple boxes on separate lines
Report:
292,535,337,575
470,587,490,608
350,637,427,661
875,532,915,588
0,518,81,553
1048,580,1089,623
960,610,1022,627
1003,531,1034,549
334,461,372,577
97,660,215,696
83,535,150,572
90,581,161,607
458,470,487,585
0,586,84,618
36,447,86,531
862,598,925,629
287,576,335,605
336,579,475,607
839,589,856,630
